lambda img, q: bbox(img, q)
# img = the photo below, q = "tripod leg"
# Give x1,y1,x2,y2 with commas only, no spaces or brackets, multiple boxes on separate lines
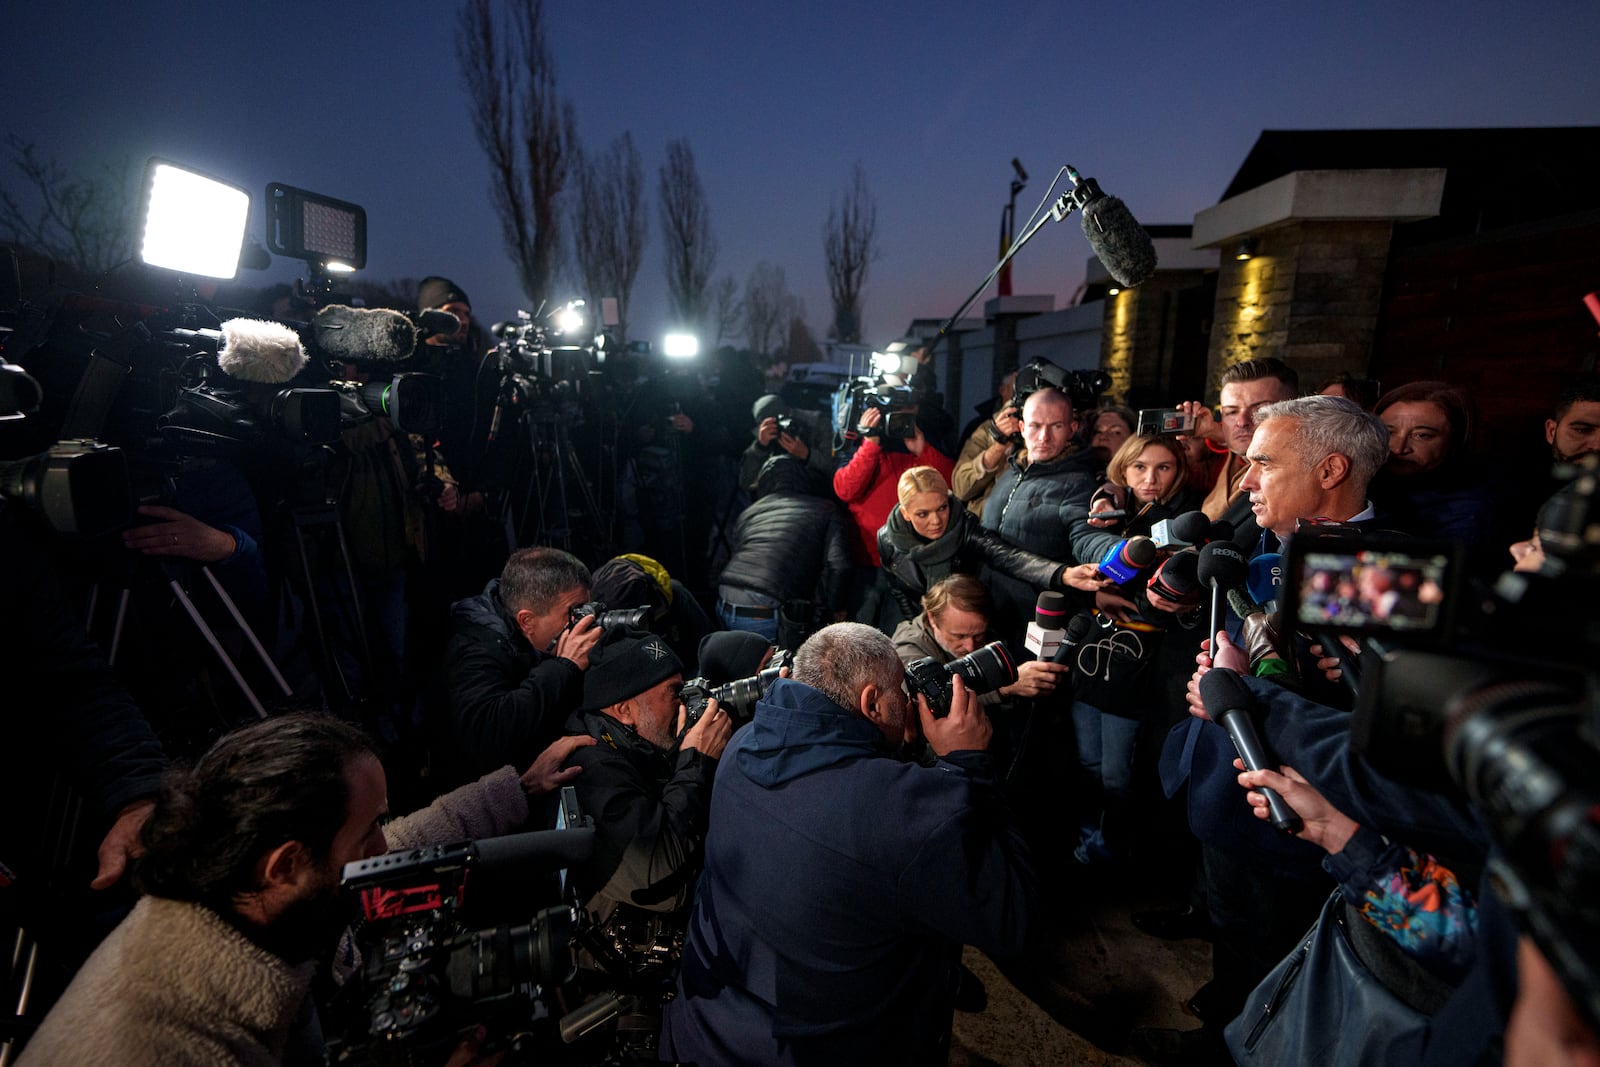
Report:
292,518,356,704
167,577,267,719
200,566,294,698
108,588,131,667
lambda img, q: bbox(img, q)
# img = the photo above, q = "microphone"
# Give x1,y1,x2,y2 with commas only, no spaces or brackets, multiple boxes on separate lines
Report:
1150,510,1214,549
1197,541,1248,643
473,827,596,875
1146,549,1202,609
1247,552,1284,613
1097,535,1158,584
215,318,309,385
413,308,465,341
1072,178,1158,288
1024,590,1071,660
1050,612,1095,666
1208,519,1236,544
1198,669,1303,834
310,305,416,365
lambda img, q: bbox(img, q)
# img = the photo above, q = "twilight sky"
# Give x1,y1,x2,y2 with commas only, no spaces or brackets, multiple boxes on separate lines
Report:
6,0,1599,349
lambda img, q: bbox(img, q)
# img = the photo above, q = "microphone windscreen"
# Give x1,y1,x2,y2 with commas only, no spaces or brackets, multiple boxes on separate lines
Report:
1170,510,1212,546
1196,541,1248,587
1065,613,1095,642
1199,667,1255,719
1208,519,1236,544
1247,553,1284,607
311,305,417,365
1160,549,1200,594
217,318,308,384
1124,536,1158,568
1034,590,1069,628
415,308,464,340
1081,195,1157,287
1226,586,1263,620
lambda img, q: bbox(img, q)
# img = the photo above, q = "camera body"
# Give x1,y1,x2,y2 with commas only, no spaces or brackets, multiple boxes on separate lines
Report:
324,791,596,1064
1011,359,1110,415
904,640,1017,717
680,649,795,727
834,380,917,442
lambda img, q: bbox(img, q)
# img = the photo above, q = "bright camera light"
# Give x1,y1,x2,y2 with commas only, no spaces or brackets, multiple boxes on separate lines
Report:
140,160,250,279
325,261,356,274
555,302,586,335
662,333,699,359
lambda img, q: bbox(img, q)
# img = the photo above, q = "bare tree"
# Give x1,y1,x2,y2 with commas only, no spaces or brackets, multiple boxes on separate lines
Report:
657,138,717,330
570,132,647,342
456,0,576,305
822,162,878,343
741,260,800,357
0,136,133,276
709,274,741,349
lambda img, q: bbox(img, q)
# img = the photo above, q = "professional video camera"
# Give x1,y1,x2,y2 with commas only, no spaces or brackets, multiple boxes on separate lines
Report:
680,648,795,727
1279,458,1600,1033
905,640,1017,717
1011,358,1111,415
323,788,597,1065
833,380,918,444
489,303,606,393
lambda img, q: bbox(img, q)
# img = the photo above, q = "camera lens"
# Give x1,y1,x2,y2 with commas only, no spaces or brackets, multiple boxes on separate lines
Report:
947,641,1016,694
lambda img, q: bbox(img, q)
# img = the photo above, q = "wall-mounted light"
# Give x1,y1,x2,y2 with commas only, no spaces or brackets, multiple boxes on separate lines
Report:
1235,239,1256,261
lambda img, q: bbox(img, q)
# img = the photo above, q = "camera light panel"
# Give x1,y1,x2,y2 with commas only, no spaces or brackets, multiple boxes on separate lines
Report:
140,160,250,279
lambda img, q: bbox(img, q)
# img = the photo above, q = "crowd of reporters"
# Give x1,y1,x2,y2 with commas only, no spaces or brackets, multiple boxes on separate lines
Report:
5,264,1599,1066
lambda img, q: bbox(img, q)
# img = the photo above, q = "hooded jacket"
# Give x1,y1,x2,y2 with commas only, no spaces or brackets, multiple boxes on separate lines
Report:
661,679,1035,1066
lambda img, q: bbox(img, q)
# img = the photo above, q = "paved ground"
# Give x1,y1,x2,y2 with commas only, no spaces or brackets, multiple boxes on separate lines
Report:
949,864,1214,1066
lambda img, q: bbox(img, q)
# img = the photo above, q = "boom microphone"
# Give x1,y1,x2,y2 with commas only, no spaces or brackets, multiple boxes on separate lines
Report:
310,305,416,365
1078,184,1157,288
1198,669,1303,834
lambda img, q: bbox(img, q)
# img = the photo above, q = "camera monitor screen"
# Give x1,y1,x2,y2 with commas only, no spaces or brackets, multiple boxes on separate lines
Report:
1285,535,1459,639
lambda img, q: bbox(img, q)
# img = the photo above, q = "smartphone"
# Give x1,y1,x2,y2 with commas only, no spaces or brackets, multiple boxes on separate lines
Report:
1136,408,1197,436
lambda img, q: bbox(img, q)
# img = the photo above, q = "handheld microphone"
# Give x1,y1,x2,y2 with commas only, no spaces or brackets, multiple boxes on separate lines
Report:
1198,670,1303,834
1024,590,1071,660
1150,509,1213,549
1146,549,1202,609
1197,541,1248,643
1097,535,1158,584
215,318,309,385
1247,552,1284,613
1050,612,1095,666
310,305,417,365
1058,174,1158,288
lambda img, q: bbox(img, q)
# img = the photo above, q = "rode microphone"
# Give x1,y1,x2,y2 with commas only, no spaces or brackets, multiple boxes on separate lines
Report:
1197,541,1248,643
1198,669,1303,834
215,318,309,385
1150,509,1213,549
1098,535,1158,584
310,305,417,365
1052,170,1157,288
1024,590,1071,660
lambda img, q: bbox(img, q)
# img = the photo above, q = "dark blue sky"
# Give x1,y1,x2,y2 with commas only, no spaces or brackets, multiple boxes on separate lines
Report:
7,1,1599,348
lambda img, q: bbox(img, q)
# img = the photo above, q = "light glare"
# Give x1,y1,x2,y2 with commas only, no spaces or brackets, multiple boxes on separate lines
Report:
141,163,249,279
662,333,699,359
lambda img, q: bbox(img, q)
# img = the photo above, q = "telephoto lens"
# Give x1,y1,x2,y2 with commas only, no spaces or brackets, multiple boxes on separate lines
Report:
904,640,1017,717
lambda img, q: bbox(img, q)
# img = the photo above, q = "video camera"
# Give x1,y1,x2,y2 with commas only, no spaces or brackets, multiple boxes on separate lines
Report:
323,788,596,1065
1011,358,1111,416
1279,460,1600,1033
834,380,917,442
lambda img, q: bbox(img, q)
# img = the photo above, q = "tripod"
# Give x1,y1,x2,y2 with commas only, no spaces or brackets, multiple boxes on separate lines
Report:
276,500,374,711
515,398,613,557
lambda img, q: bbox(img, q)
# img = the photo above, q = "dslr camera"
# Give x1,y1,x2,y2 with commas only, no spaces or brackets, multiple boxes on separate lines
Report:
568,601,652,634
904,640,1017,717
680,649,795,728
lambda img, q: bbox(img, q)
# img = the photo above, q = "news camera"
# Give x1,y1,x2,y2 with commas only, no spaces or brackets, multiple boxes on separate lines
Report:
323,788,597,1065
1011,358,1111,415
1279,459,1600,1033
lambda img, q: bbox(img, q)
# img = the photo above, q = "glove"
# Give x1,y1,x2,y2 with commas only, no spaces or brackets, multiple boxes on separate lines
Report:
1241,610,1296,681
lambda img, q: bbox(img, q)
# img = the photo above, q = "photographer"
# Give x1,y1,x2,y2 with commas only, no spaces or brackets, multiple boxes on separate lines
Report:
562,631,731,922
435,547,600,791
15,713,585,1067
736,394,831,496
891,575,1069,707
662,623,1035,1066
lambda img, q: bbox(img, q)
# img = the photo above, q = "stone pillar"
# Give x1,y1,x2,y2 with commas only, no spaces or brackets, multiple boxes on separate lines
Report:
1192,168,1445,397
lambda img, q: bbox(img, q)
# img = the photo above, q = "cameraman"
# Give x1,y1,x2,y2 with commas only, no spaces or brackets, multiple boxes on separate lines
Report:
16,713,586,1067
434,547,600,791
737,394,831,496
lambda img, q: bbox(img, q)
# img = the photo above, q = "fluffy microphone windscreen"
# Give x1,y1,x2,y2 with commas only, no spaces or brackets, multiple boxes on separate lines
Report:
217,318,308,384
311,305,417,366
1081,195,1157,288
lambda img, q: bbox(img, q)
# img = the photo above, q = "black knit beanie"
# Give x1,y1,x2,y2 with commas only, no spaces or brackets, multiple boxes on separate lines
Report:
417,275,470,311
582,629,684,711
